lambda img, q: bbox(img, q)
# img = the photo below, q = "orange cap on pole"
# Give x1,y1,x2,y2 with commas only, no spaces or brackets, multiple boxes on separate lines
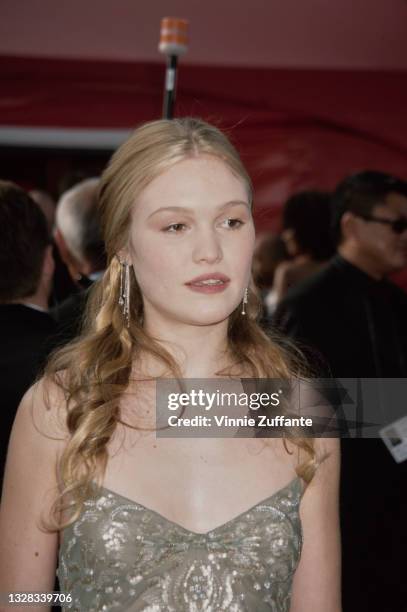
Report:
159,17,189,56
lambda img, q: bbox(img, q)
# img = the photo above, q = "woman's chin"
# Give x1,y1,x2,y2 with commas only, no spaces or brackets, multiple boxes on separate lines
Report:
142,300,240,328
181,305,237,326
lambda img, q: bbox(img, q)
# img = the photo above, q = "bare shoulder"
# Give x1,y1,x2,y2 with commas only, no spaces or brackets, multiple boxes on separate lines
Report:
2,373,70,501
18,373,70,444
267,436,340,484
314,435,340,460
311,436,340,484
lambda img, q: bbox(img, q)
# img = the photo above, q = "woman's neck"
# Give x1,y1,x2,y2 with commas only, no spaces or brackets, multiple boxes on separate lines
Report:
137,318,233,379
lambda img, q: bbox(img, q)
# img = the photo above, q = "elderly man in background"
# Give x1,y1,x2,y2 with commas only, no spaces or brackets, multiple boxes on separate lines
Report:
52,177,106,343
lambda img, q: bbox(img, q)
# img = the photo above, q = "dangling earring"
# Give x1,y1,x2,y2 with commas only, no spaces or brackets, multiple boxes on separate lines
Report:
118,261,131,327
241,287,248,315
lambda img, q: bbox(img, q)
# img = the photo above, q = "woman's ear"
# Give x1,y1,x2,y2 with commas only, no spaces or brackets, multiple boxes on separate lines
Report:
116,248,131,266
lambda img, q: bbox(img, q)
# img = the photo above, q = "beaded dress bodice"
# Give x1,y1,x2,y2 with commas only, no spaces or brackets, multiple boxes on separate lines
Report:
57,476,303,611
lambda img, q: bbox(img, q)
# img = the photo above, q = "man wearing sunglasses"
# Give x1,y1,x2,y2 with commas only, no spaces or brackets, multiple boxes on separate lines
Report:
273,169,407,378
273,170,407,612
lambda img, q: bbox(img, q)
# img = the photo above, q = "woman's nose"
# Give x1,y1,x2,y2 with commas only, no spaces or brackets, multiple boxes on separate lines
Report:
192,227,223,264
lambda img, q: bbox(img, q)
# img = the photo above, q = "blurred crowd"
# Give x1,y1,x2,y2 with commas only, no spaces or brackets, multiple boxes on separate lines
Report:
1,168,407,610
257,173,407,611
0,176,105,486
2,171,407,460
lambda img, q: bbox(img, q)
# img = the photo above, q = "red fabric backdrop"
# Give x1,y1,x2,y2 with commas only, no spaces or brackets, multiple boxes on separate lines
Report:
1,54,407,287
2,56,406,222
0,56,407,227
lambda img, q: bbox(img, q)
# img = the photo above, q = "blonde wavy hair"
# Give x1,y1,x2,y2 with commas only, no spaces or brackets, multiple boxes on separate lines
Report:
44,117,317,529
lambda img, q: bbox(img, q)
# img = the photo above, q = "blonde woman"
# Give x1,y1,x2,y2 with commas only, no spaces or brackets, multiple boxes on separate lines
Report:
0,118,341,612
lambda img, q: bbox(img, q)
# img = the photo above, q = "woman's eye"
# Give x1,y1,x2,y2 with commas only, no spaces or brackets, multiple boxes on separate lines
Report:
163,223,187,233
222,218,244,229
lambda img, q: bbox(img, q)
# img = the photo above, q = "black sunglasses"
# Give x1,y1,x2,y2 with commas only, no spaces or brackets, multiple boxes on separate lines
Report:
356,214,407,234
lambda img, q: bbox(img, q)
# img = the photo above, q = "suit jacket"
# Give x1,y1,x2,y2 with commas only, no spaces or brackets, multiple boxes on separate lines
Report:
0,304,57,491
51,287,92,347
272,254,407,378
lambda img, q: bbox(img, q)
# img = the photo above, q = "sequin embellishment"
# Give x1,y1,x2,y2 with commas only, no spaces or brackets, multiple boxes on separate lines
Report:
57,477,303,611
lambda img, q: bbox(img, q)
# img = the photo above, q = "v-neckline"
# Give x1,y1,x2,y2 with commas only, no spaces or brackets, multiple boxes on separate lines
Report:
96,476,302,537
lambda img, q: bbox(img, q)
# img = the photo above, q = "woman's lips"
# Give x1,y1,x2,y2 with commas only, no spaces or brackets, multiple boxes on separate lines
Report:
185,280,230,294
185,272,230,293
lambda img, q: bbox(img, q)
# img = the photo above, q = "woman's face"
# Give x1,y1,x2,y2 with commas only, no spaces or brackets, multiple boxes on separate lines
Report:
127,155,256,329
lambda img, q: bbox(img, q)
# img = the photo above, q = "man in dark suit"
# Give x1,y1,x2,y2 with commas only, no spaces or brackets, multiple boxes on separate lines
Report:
52,178,106,344
0,181,57,491
273,171,407,611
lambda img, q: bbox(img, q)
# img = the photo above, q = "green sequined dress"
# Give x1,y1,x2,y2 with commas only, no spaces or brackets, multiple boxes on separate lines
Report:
57,476,304,611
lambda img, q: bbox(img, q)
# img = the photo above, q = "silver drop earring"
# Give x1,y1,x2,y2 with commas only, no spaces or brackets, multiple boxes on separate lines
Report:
119,261,131,327
241,287,248,315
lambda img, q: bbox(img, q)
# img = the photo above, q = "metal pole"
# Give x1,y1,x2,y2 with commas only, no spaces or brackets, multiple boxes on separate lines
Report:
158,17,188,119
162,55,178,119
